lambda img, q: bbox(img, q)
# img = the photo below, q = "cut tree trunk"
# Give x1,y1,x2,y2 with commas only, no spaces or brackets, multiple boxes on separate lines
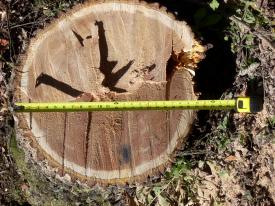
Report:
15,0,204,184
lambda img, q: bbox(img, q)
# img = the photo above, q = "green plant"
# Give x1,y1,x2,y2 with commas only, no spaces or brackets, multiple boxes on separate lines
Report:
217,116,229,131
207,116,232,151
165,159,191,179
209,0,220,11
217,133,231,150
267,116,275,128
138,159,196,205
34,0,73,17
194,8,223,29
238,0,271,27
225,0,273,70
193,6,223,30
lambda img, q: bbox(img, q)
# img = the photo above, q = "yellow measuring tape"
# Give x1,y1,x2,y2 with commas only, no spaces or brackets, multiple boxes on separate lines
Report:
14,97,251,113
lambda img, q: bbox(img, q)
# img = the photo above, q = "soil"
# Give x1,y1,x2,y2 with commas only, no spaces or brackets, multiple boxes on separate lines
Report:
0,0,274,205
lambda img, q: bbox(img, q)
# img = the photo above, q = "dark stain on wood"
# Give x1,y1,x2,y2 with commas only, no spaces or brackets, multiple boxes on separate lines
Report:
84,112,92,171
62,113,68,175
119,144,131,164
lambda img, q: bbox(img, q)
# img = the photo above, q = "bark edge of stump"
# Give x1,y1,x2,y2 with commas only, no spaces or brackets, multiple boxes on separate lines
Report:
15,0,205,184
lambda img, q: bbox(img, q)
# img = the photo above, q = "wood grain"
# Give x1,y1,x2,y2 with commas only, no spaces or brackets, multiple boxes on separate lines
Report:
17,1,199,183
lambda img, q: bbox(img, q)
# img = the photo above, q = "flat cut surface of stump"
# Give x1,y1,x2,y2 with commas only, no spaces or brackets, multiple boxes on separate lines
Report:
17,1,198,183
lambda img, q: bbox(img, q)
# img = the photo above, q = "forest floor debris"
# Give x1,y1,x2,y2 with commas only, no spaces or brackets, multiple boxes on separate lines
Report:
0,0,274,205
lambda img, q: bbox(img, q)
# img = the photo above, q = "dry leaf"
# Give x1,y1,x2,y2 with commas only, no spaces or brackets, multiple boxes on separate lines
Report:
21,183,29,191
0,39,9,47
224,155,238,161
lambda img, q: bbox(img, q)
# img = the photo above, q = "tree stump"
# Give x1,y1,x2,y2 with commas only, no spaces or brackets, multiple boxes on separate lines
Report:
16,0,204,184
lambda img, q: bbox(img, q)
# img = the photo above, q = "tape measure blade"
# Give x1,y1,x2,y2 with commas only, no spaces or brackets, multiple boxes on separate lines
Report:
14,99,237,112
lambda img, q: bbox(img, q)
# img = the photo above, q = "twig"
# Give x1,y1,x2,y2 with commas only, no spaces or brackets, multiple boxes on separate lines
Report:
179,150,215,156
229,15,275,51
0,171,8,175
10,20,49,29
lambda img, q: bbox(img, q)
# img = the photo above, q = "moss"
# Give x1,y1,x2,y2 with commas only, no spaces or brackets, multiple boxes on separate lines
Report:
9,131,71,205
8,131,114,205
8,131,28,204
9,131,27,172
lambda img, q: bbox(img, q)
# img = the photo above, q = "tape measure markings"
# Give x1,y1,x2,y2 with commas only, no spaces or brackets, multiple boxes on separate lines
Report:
13,98,251,112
